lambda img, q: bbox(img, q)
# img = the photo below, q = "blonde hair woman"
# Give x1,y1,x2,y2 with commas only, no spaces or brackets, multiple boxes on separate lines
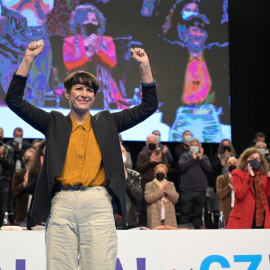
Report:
144,164,179,229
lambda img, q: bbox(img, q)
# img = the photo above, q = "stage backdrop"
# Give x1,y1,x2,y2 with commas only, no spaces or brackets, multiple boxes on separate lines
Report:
0,0,230,142
0,230,270,269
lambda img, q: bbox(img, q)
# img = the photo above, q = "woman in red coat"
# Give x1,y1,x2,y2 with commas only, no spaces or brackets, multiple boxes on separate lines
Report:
227,147,270,229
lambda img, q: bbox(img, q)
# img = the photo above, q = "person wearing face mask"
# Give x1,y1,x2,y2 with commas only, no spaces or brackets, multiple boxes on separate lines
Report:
63,4,128,109
115,145,143,229
12,148,36,227
0,127,14,227
142,130,173,164
175,130,193,168
178,138,212,229
144,164,179,229
227,147,270,229
216,157,239,223
137,134,170,227
255,141,270,166
212,139,238,190
7,127,31,176
6,127,31,224
26,139,46,229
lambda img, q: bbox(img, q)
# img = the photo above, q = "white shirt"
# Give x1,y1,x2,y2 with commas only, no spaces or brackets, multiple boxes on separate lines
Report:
228,172,235,207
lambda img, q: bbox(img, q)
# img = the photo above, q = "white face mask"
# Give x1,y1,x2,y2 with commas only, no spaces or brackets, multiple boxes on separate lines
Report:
190,146,199,154
259,148,266,155
184,135,193,143
122,154,127,164
14,137,22,147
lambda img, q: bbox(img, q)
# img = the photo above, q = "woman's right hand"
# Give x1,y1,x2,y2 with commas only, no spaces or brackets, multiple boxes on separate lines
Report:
25,39,44,59
247,162,254,177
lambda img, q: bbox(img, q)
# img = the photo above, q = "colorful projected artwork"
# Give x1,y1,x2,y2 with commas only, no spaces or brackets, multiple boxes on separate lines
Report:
0,0,230,142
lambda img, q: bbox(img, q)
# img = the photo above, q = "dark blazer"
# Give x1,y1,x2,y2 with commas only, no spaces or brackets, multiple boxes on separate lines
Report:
6,75,158,222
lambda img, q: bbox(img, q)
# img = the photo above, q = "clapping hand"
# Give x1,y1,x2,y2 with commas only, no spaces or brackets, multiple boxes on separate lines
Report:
247,163,254,177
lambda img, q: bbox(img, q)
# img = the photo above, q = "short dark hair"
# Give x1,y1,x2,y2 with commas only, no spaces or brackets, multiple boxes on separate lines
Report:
13,127,23,135
64,71,99,95
255,132,265,139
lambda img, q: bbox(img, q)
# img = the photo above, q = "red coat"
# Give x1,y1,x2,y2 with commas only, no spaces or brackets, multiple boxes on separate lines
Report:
227,169,270,229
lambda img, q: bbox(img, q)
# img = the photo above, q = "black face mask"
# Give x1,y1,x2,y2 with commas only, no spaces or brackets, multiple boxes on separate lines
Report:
148,143,156,150
24,158,30,166
228,165,237,173
81,23,98,36
248,159,260,171
223,146,231,152
156,173,165,181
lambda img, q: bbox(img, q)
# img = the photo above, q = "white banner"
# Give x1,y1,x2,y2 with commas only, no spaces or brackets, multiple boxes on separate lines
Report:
0,230,270,270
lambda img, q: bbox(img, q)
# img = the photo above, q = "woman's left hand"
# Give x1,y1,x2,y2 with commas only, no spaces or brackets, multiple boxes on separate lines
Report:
247,163,254,177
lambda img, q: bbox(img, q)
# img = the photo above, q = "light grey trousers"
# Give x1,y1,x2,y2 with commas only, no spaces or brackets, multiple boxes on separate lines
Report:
45,186,117,270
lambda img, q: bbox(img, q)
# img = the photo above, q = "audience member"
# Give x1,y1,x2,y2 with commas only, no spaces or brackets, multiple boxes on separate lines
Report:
12,148,36,227
119,134,133,169
142,130,173,164
31,139,42,150
216,157,239,223
0,127,14,227
227,147,270,229
174,130,193,215
137,134,170,226
255,141,270,165
212,139,237,185
7,127,31,176
178,138,212,229
145,164,179,229
115,145,143,229
26,139,46,229
174,130,193,169
250,131,266,147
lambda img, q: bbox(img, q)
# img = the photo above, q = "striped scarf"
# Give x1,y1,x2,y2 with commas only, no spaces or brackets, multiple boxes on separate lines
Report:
254,172,265,227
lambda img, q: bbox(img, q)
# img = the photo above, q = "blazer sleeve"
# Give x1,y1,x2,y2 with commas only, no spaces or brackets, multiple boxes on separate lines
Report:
216,174,232,200
5,75,54,135
109,83,158,133
232,170,254,200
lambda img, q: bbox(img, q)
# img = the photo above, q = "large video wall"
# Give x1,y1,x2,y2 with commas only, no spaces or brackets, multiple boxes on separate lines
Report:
0,0,230,142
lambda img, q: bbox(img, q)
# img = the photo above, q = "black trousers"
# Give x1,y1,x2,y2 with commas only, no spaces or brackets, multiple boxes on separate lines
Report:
179,190,206,229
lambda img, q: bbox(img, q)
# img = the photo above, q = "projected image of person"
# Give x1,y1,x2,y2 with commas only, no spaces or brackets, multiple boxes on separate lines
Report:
63,4,128,109
3,0,54,106
0,0,28,104
160,0,230,143
6,40,157,269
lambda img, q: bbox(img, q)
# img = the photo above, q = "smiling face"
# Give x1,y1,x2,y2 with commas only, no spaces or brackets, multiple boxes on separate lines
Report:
65,84,95,115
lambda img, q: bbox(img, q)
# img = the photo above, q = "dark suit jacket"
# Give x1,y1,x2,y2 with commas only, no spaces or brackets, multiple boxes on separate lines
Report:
6,74,158,222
